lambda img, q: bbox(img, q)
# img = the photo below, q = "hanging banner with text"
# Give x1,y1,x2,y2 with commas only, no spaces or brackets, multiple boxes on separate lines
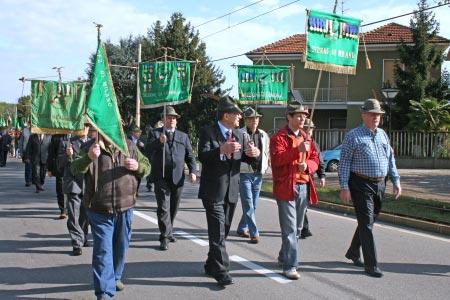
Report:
139,61,190,108
31,80,86,135
238,65,289,104
305,9,361,75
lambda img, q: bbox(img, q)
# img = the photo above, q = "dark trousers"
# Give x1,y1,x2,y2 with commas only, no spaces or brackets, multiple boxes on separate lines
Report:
67,193,89,248
154,179,183,242
31,162,47,187
346,173,384,268
224,201,236,239
202,199,234,280
24,161,32,184
55,176,66,213
0,150,8,166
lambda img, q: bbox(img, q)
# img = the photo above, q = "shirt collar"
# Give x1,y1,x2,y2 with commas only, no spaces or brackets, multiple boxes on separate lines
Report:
218,121,231,139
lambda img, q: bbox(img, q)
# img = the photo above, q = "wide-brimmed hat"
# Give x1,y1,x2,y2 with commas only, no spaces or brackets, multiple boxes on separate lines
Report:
161,106,181,119
286,101,309,116
218,96,242,114
131,126,142,133
361,99,385,114
304,118,315,128
243,107,262,118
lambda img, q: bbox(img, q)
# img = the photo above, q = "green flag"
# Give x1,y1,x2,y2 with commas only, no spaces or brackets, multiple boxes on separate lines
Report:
0,117,5,128
86,41,129,155
139,61,190,108
238,65,289,104
31,80,86,135
11,115,17,129
305,10,361,75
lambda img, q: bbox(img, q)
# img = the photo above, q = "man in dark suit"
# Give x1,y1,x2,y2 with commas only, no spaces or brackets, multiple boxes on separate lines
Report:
47,134,68,219
58,124,93,256
25,133,51,193
198,96,260,286
0,130,12,167
146,106,197,251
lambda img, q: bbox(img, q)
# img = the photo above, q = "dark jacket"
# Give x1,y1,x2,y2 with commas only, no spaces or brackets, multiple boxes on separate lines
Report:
58,136,90,194
145,127,196,186
198,123,243,204
314,141,326,179
1,133,12,151
47,134,67,177
25,134,51,164
71,139,150,214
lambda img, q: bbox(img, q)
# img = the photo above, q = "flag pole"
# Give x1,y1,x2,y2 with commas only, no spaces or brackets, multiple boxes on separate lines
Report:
161,47,172,178
136,43,142,128
93,22,103,192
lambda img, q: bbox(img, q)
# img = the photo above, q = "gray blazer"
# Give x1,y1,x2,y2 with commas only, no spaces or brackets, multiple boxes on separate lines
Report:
58,136,90,194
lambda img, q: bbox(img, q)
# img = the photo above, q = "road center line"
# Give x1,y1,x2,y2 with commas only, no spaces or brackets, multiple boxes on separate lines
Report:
133,209,291,284
261,197,450,243
230,255,291,284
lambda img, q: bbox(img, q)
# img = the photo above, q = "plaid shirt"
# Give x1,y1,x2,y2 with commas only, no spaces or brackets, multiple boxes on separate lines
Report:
338,125,400,189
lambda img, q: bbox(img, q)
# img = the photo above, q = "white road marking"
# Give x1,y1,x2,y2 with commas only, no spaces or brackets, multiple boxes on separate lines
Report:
173,230,209,247
261,197,450,243
133,209,291,284
133,210,158,224
418,181,430,184
230,255,291,284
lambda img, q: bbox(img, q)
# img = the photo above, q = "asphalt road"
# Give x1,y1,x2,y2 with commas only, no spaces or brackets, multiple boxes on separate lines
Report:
1,160,450,299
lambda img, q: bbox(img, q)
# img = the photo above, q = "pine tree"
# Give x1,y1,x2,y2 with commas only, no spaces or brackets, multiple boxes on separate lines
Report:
394,0,445,129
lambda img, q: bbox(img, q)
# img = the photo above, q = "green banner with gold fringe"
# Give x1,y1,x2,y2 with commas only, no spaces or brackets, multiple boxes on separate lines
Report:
305,9,361,75
238,65,289,104
86,41,129,155
139,61,190,108
31,80,86,135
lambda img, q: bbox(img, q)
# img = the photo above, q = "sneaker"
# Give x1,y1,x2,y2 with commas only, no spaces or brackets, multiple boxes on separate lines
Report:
249,236,260,244
283,268,300,280
116,280,125,291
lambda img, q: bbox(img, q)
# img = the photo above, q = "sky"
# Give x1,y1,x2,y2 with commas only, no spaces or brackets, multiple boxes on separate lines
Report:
1,0,449,103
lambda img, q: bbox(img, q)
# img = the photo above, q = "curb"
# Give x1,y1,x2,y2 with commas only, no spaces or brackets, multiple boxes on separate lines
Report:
260,191,450,237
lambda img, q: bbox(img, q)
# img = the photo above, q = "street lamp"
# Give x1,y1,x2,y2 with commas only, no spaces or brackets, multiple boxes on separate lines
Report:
381,88,399,132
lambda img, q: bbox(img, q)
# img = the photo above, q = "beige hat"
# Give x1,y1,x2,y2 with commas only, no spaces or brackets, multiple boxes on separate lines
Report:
286,101,309,115
161,106,181,118
361,99,385,114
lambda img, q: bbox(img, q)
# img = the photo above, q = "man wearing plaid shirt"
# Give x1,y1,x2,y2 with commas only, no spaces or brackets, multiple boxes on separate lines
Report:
339,98,401,278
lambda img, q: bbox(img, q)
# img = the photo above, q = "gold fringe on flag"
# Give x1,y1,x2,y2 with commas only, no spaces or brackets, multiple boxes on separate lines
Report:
304,61,357,75
31,127,85,136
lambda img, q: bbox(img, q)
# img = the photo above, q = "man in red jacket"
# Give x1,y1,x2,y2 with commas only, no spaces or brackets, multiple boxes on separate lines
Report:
270,101,319,280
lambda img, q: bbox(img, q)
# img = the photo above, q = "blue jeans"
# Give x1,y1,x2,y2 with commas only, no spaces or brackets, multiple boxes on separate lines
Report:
237,173,263,237
277,184,308,271
24,161,32,184
86,208,133,298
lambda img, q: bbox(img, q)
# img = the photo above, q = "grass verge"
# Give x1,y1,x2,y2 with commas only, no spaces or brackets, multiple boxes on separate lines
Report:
261,182,450,225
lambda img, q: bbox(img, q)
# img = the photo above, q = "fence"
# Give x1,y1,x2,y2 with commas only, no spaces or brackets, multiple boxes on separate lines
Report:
294,87,347,102
313,129,450,159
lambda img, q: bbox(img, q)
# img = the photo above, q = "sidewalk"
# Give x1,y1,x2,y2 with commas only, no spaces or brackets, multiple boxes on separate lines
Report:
264,168,450,203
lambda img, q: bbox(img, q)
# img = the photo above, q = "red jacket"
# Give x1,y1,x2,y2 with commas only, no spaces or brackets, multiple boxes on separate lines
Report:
270,126,319,204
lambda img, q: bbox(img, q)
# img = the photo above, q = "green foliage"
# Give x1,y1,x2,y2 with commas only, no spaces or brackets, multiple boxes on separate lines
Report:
407,97,450,131
17,95,31,120
394,0,446,129
87,13,226,146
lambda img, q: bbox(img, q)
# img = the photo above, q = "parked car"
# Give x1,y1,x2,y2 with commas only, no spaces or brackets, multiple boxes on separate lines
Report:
321,144,342,172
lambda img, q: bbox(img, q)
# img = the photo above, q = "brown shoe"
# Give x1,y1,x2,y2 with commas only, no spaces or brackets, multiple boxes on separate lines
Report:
59,213,67,220
237,230,250,238
250,236,260,244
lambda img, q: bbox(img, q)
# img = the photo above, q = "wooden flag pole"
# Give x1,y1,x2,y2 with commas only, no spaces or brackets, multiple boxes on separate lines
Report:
136,43,142,128
160,46,172,178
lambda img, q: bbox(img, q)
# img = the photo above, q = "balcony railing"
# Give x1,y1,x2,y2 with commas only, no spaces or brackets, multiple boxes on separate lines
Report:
294,87,347,102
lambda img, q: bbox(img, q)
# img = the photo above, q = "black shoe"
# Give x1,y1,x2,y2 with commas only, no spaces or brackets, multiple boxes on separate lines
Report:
73,247,82,256
25,182,31,187
83,240,90,247
159,240,169,251
345,253,364,267
365,266,383,278
37,185,44,191
169,236,177,243
300,230,312,239
216,274,234,286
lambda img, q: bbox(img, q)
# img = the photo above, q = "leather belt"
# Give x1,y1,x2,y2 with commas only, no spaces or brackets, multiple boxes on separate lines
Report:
351,172,384,183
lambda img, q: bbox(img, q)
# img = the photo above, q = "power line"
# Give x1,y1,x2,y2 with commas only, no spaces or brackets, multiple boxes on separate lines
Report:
201,0,302,39
210,2,450,62
195,0,265,28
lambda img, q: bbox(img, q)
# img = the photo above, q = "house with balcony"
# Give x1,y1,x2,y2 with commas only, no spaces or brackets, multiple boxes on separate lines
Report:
245,23,450,135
